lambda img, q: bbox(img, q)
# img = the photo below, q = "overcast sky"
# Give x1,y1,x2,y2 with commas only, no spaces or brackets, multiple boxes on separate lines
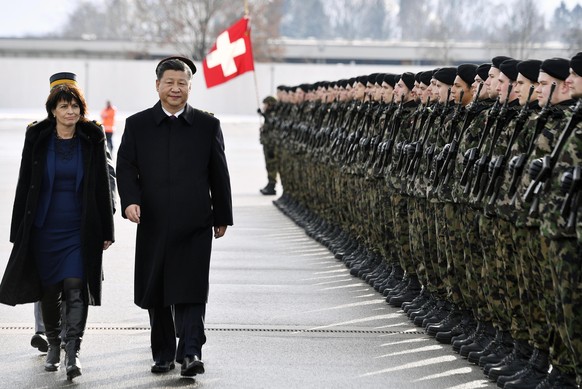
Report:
0,0,580,38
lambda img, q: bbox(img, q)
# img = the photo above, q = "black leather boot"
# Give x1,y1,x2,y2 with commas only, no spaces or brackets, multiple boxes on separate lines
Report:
41,290,62,372
503,348,549,389
64,289,87,381
260,182,276,195
487,340,533,381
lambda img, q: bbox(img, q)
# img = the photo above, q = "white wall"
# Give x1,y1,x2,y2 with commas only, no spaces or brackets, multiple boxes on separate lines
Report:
0,57,429,119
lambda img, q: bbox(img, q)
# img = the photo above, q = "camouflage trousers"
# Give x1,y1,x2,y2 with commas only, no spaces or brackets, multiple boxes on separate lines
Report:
391,194,415,276
495,219,529,341
511,225,550,346
478,215,511,330
459,205,490,321
262,144,278,185
408,197,429,289
544,236,580,376
425,201,447,299
439,202,467,308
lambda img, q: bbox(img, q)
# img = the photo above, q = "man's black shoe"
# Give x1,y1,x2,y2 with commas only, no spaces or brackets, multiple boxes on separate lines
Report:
151,360,175,373
260,183,276,195
31,332,49,353
181,355,205,377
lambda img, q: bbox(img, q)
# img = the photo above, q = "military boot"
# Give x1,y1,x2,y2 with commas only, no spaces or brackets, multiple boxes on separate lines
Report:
503,348,549,389
64,289,87,381
487,340,533,381
467,329,509,364
478,331,513,367
435,312,476,344
533,367,578,389
426,308,464,337
459,321,495,357
389,275,422,307
40,290,62,372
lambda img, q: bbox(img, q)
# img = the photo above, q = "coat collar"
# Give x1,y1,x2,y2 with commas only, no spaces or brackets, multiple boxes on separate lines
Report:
153,101,196,127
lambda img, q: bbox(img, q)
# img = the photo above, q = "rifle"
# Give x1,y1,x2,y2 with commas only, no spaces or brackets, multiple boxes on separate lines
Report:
524,99,582,215
440,82,485,187
472,83,515,203
460,98,501,193
407,100,442,180
508,83,557,200
431,89,465,186
378,94,405,171
391,102,422,174
561,166,582,233
485,85,536,209
398,97,432,176
424,87,452,179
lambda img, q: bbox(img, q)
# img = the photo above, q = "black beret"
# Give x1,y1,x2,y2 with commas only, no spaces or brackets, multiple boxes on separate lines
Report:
419,70,433,86
367,73,380,85
476,63,491,81
570,52,582,76
383,73,396,88
433,67,457,85
517,59,542,83
541,57,570,81
400,72,416,91
415,71,422,82
492,56,513,69
156,55,197,76
374,73,385,85
356,75,369,85
499,59,519,81
338,79,349,88
297,84,310,92
457,64,478,86
49,72,77,89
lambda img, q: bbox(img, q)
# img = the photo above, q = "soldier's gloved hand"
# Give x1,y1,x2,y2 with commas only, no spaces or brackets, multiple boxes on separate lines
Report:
528,158,543,180
257,108,262,115
463,148,475,168
488,157,497,176
560,169,573,194
508,155,520,176
396,141,404,154
406,142,417,159
442,143,451,156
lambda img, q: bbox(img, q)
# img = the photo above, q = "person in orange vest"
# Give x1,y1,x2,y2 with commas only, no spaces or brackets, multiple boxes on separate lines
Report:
100,100,117,152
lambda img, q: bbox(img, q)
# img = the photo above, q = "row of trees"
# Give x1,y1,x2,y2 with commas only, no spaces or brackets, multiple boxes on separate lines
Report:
45,0,581,61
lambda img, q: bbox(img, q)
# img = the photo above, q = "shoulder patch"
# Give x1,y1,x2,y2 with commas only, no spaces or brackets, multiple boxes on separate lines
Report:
27,120,38,129
202,110,214,117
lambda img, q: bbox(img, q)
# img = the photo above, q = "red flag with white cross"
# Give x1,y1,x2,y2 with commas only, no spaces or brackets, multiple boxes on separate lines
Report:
203,17,255,88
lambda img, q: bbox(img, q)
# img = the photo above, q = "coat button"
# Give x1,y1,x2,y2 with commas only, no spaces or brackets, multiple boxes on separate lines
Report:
26,210,31,215
30,184,35,189
33,160,38,165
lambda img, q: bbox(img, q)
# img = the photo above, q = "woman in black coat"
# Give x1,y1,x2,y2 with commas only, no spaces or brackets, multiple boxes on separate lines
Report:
0,73,115,380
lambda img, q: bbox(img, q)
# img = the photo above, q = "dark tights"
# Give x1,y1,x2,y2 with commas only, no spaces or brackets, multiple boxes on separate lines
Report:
43,277,83,295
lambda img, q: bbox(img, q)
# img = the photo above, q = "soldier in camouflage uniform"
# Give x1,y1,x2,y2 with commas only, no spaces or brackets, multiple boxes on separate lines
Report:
506,58,577,389
427,64,480,341
259,95,280,195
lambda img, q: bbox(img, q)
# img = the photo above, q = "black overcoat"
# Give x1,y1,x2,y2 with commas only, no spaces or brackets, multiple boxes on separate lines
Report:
0,119,116,306
116,102,233,309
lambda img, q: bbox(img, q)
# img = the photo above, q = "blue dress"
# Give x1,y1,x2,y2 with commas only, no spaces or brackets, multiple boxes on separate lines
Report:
32,135,84,286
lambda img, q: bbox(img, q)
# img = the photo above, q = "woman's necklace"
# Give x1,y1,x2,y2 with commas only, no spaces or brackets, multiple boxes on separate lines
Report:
54,130,77,161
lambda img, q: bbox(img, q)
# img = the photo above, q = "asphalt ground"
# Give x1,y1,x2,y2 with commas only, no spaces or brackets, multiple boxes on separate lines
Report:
0,116,497,388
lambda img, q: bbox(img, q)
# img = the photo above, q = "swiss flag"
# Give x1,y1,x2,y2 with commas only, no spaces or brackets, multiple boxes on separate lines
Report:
203,17,255,88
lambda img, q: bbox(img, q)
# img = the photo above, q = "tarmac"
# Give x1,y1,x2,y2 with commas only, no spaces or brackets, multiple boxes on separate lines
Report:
0,116,497,388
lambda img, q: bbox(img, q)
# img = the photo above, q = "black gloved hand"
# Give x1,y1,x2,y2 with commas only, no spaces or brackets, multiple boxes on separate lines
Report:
508,155,520,176
406,142,417,159
463,148,476,168
528,158,543,180
488,157,497,177
560,169,573,194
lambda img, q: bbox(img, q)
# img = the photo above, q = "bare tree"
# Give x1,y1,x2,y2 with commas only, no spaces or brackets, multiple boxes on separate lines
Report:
493,0,545,59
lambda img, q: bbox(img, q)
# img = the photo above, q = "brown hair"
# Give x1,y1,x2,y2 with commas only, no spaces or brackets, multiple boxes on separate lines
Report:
45,83,89,122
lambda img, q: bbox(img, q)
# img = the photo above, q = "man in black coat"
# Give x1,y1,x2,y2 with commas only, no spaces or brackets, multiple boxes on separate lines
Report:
116,56,233,377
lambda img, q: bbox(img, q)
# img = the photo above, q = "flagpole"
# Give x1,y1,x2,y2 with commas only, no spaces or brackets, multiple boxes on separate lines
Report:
245,0,261,110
